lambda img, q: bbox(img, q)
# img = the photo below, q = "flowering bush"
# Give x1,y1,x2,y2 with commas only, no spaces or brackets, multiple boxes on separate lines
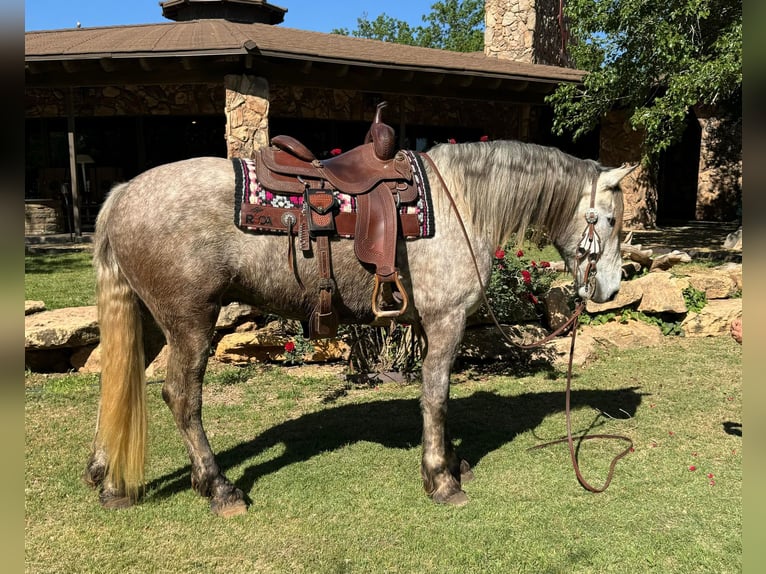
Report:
485,245,556,323
282,333,315,365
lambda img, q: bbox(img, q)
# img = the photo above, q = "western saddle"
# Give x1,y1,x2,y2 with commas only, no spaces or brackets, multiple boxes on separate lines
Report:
241,103,419,339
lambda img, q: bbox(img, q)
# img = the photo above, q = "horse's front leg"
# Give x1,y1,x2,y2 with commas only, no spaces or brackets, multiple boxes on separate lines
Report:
419,309,470,505
162,316,247,517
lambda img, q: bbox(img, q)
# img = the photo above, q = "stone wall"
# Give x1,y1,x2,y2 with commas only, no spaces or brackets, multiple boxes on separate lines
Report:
26,84,224,118
269,85,527,141
599,110,656,229
484,0,570,66
25,200,64,234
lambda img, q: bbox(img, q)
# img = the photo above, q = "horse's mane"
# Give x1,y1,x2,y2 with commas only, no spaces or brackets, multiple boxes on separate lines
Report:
426,140,609,248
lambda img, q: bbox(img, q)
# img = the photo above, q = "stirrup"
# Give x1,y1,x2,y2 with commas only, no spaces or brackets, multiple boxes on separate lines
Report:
371,274,409,319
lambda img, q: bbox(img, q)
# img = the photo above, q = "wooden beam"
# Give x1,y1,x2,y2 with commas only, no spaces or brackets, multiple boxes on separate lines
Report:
66,89,81,237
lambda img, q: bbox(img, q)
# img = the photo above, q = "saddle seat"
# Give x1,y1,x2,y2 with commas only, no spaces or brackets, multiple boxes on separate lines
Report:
252,102,416,339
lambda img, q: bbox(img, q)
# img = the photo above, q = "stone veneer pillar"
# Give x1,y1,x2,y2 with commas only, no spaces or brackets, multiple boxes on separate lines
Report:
694,106,742,221
599,110,656,229
484,0,569,67
225,75,270,158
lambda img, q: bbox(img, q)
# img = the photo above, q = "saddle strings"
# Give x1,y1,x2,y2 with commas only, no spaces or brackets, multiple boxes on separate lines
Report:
419,152,633,493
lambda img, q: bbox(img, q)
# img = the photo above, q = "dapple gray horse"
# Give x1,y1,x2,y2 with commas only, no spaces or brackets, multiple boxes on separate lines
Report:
84,140,635,516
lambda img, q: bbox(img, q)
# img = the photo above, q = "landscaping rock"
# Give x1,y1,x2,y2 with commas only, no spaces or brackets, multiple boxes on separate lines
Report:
581,320,664,350
634,272,688,314
459,324,550,362
25,300,46,315
586,278,643,313
216,302,262,330
25,306,99,349
215,331,349,364
542,285,574,330
681,298,742,338
682,266,740,299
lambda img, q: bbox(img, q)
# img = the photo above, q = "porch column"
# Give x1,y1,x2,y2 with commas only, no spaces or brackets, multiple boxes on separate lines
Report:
599,109,655,229
694,105,742,221
224,75,270,158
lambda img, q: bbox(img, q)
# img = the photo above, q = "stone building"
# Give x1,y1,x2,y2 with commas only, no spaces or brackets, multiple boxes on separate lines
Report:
24,0,740,234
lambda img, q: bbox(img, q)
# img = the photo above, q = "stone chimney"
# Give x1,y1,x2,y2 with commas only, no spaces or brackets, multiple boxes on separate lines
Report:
484,0,570,67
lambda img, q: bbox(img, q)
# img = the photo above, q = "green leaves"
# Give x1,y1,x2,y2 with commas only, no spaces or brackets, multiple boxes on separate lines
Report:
548,0,742,163
333,0,484,52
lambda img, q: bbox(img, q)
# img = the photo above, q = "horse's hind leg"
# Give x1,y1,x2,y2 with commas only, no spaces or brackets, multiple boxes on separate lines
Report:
419,309,469,505
159,303,248,517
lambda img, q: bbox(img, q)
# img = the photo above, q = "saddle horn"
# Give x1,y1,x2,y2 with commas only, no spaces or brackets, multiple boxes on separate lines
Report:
365,101,396,161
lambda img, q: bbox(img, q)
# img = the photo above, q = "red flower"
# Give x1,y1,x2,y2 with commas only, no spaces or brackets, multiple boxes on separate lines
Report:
284,341,296,353
688,465,696,471
516,249,524,257
448,138,457,144
527,293,539,304
521,270,532,284
494,248,506,259
540,261,551,268
530,260,537,267
707,473,714,479
479,135,489,142
330,148,342,156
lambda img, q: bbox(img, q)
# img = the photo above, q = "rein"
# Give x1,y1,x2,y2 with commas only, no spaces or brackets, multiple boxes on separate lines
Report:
420,152,633,493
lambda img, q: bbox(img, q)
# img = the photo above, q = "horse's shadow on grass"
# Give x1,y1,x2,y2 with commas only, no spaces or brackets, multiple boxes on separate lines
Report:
146,387,644,501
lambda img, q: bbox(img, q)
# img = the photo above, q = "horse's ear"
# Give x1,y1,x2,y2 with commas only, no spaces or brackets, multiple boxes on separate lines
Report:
602,163,638,188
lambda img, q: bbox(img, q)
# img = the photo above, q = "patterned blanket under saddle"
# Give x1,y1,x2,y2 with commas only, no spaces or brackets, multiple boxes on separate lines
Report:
233,150,435,239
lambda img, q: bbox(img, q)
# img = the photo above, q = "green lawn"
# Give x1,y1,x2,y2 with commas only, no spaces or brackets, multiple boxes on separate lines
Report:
24,252,96,309
25,336,742,573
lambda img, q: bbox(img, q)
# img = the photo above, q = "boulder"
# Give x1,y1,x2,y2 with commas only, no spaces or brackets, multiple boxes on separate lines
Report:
459,324,550,362
25,300,46,315
543,332,599,367
723,227,742,250
580,320,664,350
25,306,99,350
585,278,643,314
214,330,349,364
542,285,574,331
216,302,261,330
635,272,688,314
682,268,738,299
681,299,742,338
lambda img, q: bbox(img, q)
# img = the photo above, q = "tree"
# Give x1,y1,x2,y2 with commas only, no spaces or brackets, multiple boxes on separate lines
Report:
332,0,485,52
547,0,742,163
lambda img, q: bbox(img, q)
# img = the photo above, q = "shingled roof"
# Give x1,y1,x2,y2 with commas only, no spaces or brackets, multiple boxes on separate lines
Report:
26,19,583,84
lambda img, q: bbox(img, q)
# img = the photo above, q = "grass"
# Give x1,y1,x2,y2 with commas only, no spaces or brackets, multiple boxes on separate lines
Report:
24,252,96,309
25,336,742,574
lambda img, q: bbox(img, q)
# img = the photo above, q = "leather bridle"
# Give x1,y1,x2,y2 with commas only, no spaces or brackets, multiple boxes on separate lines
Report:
420,153,632,493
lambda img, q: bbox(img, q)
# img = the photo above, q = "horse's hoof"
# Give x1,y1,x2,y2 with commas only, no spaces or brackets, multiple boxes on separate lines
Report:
460,459,474,483
211,498,248,518
432,488,469,506
99,492,134,510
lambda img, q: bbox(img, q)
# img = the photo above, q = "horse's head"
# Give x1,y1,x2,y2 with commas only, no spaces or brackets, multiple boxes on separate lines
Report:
562,163,637,303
